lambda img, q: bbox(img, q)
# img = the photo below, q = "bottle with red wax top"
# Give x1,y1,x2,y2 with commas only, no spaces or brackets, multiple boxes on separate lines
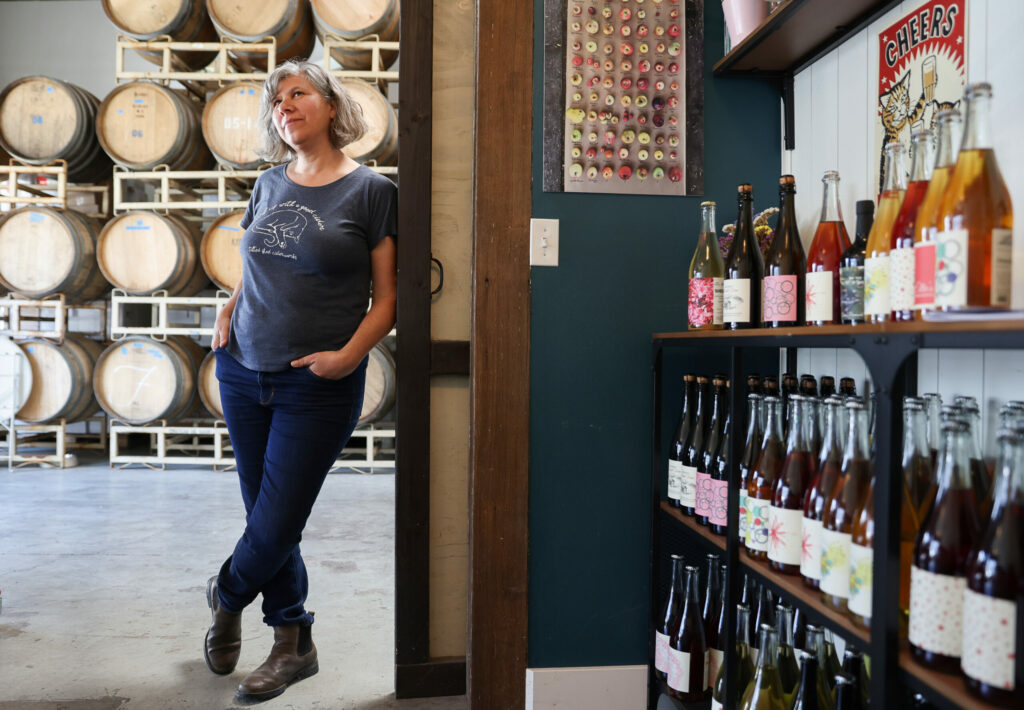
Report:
806,170,850,325
890,129,934,321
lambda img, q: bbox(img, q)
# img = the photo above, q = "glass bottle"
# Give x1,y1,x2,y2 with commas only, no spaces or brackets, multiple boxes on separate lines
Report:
689,200,725,330
724,184,765,329
668,565,709,701
764,375,780,402
803,396,845,589
702,552,722,689
775,603,801,702
739,624,787,710
709,563,728,694
747,395,785,559
655,553,686,680
748,373,764,395
711,603,756,710
840,200,874,325
741,574,759,631
763,175,806,327
922,392,943,469
806,170,851,325
697,377,728,526
936,83,1014,311
841,649,871,710
822,633,842,691
913,109,962,318
790,651,822,710
709,408,731,535
821,400,871,612
680,376,708,516
839,378,858,398
890,129,934,321
900,398,935,629
960,400,993,518
792,604,807,651
962,427,1024,706
908,420,982,672
820,376,836,398
848,461,876,629
667,374,695,507
833,672,862,710
739,393,764,543
800,375,820,399
751,585,776,663
770,395,816,574
805,625,838,709
864,142,907,322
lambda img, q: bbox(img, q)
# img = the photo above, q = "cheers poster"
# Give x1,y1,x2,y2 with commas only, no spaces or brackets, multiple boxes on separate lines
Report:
874,0,967,195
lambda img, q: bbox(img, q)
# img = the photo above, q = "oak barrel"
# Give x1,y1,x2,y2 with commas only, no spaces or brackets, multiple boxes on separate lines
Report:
200,210,245,291
0,77,112,183
201,82,263,169
0,206,109,300
96,82,212,170
17,334,103,423
206,0,316,70
93,335,203,424
101,0,219,71
359,342,395,426
340,79,397,165
97,212,209,296
0,336,33,419
197,350,223,419
311,0,399,71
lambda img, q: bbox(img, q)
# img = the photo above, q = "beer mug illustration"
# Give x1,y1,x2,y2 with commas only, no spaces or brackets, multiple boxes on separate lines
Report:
923,56,937,101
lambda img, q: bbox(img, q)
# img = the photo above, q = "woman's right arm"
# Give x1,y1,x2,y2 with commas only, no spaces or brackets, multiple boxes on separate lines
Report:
211,280,241,350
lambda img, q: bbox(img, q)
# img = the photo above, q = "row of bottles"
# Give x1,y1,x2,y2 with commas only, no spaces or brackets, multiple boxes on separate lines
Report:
688,82,1014,329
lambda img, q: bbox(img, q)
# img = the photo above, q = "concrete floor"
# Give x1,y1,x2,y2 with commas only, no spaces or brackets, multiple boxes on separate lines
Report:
0,453,466,710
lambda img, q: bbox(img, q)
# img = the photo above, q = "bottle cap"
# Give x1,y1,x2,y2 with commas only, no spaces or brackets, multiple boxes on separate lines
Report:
780,174,796,185
855,200,874,216
964,82,992,98
738,183,753,194
701,200,716,207
822,169,839,181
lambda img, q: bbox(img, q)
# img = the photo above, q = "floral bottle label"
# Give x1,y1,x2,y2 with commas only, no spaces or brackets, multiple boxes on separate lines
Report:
745,496,771,552
839,265,864,320
864,255,890,316
991,228,1013,307
695,471,712,518
890,247,916,311
935,229,968,308
805,270,833,322
689,277,723,327
763,275,798,322
680,465,697,508
707,479,729,526
961,589,1017,691
667,459,684,501
914,241,937,308
766,506,803,565
800,517,823,581
819,528,852,598
655,631,670,673
847,542,873,618
723,278,750,323
908,565,965,657
707,647,724,691
667,648,692,693
737,488,748,541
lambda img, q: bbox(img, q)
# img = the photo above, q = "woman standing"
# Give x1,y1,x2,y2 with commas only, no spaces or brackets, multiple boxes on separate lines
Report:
203,59,397,703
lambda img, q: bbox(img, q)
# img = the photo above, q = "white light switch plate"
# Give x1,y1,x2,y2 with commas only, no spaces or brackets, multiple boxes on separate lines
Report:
530,218,559,266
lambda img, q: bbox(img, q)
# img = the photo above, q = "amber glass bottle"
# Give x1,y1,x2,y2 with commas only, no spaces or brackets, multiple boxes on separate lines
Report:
899,398,935,630
747,396,785,560
806,171,851,325
803,396,844,589
889,129,933,321
864,142,907,322
724,184,765,329
770,395,816,574
848,464,875,630
738,393,764,544
763,176,806,327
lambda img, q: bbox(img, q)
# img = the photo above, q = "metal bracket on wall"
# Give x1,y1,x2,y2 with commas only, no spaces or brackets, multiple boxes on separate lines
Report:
782,73,795,152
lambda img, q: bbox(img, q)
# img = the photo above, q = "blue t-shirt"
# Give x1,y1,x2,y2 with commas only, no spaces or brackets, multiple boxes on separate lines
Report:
227,163,397,371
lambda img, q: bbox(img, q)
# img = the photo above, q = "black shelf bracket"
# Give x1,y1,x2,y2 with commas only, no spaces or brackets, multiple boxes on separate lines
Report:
782,73,796,152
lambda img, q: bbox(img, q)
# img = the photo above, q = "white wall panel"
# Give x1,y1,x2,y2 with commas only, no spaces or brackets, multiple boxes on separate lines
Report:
836,33,870,218
791,67,815,234
805,54,839,244
967,0,989,82
981,350,1024,453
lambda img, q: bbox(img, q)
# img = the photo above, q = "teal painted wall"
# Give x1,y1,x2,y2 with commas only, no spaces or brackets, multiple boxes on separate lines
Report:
528,2,782,667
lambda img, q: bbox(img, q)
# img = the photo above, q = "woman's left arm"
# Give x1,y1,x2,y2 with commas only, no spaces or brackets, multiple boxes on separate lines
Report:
290,235,397,379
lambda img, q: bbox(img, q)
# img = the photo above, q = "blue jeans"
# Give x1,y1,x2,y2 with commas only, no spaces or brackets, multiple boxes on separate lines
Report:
213,348,366,626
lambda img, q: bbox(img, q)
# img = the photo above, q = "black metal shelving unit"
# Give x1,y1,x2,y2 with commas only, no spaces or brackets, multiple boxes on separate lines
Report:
649,321,1024,710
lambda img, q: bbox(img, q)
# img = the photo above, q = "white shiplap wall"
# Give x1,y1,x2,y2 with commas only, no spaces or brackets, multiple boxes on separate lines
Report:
790,0,1024,456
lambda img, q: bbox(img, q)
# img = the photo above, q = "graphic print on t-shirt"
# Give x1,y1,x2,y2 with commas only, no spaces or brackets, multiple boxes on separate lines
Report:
248,200,326,260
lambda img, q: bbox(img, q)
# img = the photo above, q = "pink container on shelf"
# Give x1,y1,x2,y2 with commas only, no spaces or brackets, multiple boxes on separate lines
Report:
722,0,770,47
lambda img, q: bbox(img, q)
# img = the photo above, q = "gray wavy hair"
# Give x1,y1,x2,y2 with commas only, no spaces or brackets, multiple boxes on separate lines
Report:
257,59,368,162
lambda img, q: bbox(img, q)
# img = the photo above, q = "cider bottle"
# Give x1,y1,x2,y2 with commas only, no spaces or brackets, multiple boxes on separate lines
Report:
702,553,722,688
913,109,962,318
775,603,801,702
848,464,875,630
839,201,874,324
820,376,836,398
803,395,844,589
770,395,816,574
697,377,728,526
864,142,907,322
738,393,764,543
711,603,755,710
790,651,822,710
804,625,838,710
709,409,731,536
935,83,1014,311
747,395,785,559
725,184,765,329
667,565,708,701
806,171,851,325
655,553,686,680
689,201,725,329
667,374,695,507
740,625,787,710
833,672,862,710
751,585,776,663
680,376,708,516
900,398,935,629
890,129,934,321
763,176,806,327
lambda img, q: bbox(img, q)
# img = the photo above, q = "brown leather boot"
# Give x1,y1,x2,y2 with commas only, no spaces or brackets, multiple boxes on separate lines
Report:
204,576,241,675
235,622,318,703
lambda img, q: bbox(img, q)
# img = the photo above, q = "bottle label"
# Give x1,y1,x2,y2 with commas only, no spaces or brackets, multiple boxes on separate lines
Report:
890,247,916,311
745,496,771,552
914,241,937,308
961,588,1017,691
723,278,750,323
695,470,712,518
766,506,803,565
908,565,965,657
667,459,684,501
935,229,968,308
762,274,798,322
864,255,890,316
990,228,1013,307
707,478,729,526
680,465,697,508
819,528,852,598
847,542,873,618
839,265,864,320
711,701,724,710
737,488,748,541
667,647,693,692
707,647,723,691
689,277,723,327
805,270,833,322
655,631,670,673
800,517,823,581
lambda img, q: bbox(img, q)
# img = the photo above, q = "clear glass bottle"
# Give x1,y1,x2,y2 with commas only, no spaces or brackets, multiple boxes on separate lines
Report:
655,553,685,679
751,586,776,663
739,393,764,543
775,603,801,702
922,392,943,470
864,142,907,322
747,395,785,559
740,624,787,710
667,374,695,507
763,175,806,327
806,170,851,325
804,625,838,709
890,129,934,321
790,650,822,710
840,201,874,324
689,201,725,330
668,565,709,701
913,109,962,318
936,83,1014,311
770,395,817,574
725,184,765,329
803,395,845,589
711,603,756,710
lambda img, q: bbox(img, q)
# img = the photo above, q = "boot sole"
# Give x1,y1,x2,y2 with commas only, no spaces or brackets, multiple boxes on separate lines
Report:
204,576,236,676
235,660,319,704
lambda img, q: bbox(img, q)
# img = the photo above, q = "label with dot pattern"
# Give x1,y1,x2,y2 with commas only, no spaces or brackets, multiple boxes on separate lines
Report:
960,589,1017,691
908,565,965,657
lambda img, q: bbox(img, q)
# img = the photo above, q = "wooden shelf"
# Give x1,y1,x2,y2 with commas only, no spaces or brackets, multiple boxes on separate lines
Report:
660,501,726,551
898,644,996,710
713,0,902,76
655,319,1024,342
